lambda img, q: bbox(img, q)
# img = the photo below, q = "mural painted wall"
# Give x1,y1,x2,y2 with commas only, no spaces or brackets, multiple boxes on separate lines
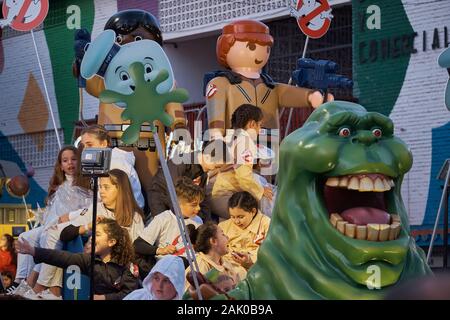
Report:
353,0,450,239
0,0,158,208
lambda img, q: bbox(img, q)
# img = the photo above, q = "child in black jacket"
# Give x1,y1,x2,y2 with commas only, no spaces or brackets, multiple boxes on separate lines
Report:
15,219,140,300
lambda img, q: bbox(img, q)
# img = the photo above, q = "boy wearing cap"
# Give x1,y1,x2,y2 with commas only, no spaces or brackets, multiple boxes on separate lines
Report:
205,19,329,140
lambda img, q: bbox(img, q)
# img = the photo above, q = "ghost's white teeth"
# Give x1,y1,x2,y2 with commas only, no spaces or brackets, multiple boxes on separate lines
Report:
326,175,394,192
330,215,402,241
348,177,360,190
390,214,401,224
378,224,390,241
356,225,368,240
345,223,356,238
374,178,385,192
330,213,343,227
359,177,374,192
339,176,349,187
326,177,339,187
337,220,347,234
367,224,380,241
382,179,391,191
389,223,401,240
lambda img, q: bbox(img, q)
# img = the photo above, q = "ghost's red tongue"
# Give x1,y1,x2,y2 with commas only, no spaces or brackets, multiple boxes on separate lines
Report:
341,207,390,225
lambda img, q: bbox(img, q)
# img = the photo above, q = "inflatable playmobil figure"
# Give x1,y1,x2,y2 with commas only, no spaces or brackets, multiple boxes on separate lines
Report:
197,101,431,299
438,47,450,110
205,19,329,140
81,29,188,145
74,10,187,209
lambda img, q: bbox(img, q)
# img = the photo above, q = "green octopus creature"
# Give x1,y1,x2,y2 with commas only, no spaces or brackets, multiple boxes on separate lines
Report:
225,101,431,300
100,62,189,144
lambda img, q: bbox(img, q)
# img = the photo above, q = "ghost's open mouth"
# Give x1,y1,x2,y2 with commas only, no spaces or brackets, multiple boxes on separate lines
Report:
322,173,402,242
129,85,136,91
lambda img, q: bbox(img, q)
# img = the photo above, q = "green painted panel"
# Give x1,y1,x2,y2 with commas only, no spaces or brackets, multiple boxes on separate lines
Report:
44,0,95,144
353,1,413,116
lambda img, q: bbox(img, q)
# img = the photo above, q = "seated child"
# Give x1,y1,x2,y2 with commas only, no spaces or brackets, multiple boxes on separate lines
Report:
185,221,246,292
123,255,185,300
133,177,204,279
219,191,270,270
211,104,274,219
1,271,14,292
149,139,229,222
15,219,140,300
28,168,144,299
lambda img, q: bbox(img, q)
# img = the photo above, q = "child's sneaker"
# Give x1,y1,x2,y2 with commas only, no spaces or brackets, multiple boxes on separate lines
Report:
10,280,33,296
38,289,62,300
5,282,20,295
21,289,41,300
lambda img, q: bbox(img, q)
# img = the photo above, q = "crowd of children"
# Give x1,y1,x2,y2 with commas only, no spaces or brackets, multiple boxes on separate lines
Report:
0,102,275,300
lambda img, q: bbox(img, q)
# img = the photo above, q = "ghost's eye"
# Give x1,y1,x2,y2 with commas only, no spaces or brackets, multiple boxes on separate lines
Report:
338,127,351,137
134,36,143,41
372,128,382,138
119,71,130,81
144,63,153,74
116,35,123,44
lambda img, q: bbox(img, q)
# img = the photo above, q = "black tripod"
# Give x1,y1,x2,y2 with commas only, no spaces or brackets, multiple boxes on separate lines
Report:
89,176,98,300
427,159,450,268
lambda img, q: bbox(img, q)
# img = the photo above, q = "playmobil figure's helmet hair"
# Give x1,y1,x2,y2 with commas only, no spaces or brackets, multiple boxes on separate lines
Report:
104,9,163,46
217,20,274,68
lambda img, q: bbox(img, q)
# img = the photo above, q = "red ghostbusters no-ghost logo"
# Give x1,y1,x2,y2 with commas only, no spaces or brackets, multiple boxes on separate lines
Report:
289,0,333,39
1,0,49,31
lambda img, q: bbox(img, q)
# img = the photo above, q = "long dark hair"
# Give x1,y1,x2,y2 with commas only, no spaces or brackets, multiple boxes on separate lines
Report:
228,191,259,212
48,146,75,199
47,146,91,204
107,169,144,226
1,234,16,266
98,219,134,266
190,222,218,254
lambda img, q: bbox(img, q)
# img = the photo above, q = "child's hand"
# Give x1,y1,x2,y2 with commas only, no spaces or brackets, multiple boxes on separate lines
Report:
231,252,253,269
58,213,70,223
263,186,273,201
157,245,177,255
192,176,202,186
93,295,106,300
15,239,35,256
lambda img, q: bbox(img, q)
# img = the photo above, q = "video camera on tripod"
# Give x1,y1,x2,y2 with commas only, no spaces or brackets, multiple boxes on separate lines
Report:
80,148,112,177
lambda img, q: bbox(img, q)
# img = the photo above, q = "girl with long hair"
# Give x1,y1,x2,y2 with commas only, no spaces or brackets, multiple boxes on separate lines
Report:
28,168,144,299
185,221,246,292
219,191,270,271
13,146,92,295
16,219,140,300
79,125,145,210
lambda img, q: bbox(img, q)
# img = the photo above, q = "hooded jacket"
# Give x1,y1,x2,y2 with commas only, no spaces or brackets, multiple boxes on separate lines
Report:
123,255,185,300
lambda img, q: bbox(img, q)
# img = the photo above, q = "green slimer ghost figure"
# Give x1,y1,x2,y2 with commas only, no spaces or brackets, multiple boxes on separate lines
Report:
100,63,188,143
222,101,431,300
